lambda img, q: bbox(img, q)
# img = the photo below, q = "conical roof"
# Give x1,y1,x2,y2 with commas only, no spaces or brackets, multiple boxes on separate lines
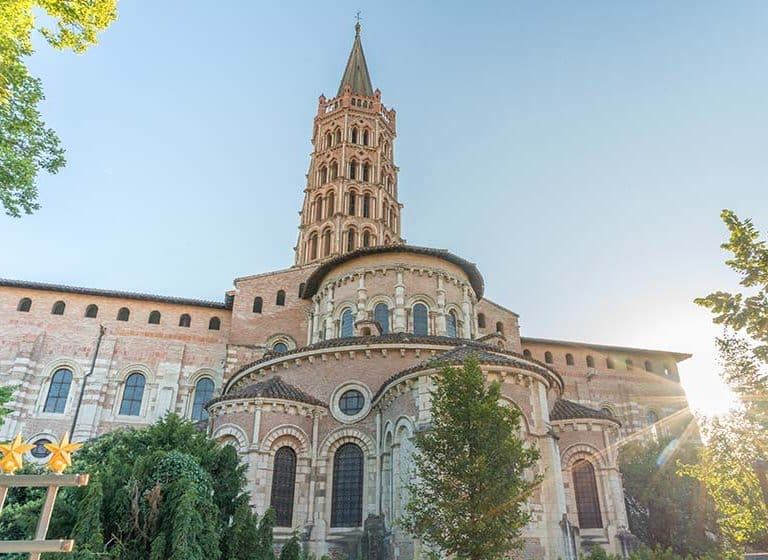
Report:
338,23,374,97
207,376,326,408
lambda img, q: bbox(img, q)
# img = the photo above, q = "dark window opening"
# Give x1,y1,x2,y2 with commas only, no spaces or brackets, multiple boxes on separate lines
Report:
179,313,191,328
148,310,161,324
208,316,221,330
17,298,32,312
51,301,65,315
339,389,365,416
477,313,486,328
192,378,214,421
276,290,286,306
253,297,263,313
43,368,73,413
331,443,364,527
271,446,297,527
117,307,130,321
573,459,603,529
85,304,98,318
544,351,553,364
119,373,146,416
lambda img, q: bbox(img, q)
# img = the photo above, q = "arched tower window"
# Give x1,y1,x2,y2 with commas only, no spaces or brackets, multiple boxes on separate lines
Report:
362,129,370,146
17,298,32,312
523,349,532,358
340,308,354,337
331,443,364,527
334,128,342,145
477,313,486,328
566,353,574,366
148,310,161,324
413,303,428,336
350,127,358,144
363,193,371,217
179,314,191,328
119,373,145,416
85,304,98,318
51,301,65,315
43,368,73,413
322,229,332,256
309,233,319,261
253,297,263,314
191,378,214,421
374,303,389,334
362,230,371,248
586,355,595,368
573,459,602,529
446,310,458,338
314,196,323,221
276,290,286,306
544,351,553,364
324,132,332,149
349,160,358,180
117,307,130,321
208,316,221,330
271,446,297,527
326,192,335,218
319,166,328,185
362,162,371,182
298,283,305,298
330,161,339,179
346,229,356,252
273,342,288,354
496,321,504,334
348,190,357,215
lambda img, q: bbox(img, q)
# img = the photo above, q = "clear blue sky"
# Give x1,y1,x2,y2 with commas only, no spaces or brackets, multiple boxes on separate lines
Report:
3,1,768,413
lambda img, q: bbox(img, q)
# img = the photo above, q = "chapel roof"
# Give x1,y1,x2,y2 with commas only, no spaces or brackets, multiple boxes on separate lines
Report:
549,399,620,425
301,245,485,299
520,336,691,361
207,376,326,409
338,23,374,97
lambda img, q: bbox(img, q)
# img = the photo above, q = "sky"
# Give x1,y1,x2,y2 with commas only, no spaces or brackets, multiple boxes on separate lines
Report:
3,1,768,415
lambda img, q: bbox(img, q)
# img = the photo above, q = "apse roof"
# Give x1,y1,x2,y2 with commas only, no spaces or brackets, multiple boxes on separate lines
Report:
207,376,326,408
550,399,620,425
301,245,484,300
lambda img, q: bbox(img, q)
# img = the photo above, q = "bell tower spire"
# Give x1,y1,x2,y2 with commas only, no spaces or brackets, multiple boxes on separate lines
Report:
295,23,402,266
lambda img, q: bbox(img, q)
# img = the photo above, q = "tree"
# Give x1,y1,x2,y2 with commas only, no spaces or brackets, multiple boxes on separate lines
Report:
686,209,768,553
0,0,117,217
0,385,12,426
403,356,540,560
620,436,719,557
278,532,302,560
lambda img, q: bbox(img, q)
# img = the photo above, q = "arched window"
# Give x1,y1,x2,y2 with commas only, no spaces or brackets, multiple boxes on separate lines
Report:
330,161,339,179
298,283,306,298
191,378,214,421
374,303,389,334
663,363,671,376
17,298,32,312
349,160,358,180
446,310,458,337
84,304,98,318
586,355,595,368
348,191,357,215
362,230,371,248
351,127,358,144
331,443,364,527
273,342,289,354
600,406,615,417
314,196,323,221
148,310,161,324
573,459,602,529
325,132,332,149
51,301,65,315
271,446,297,527
117,307,130,321
31,439,51,458
644,360,653,372
544,351,553,364
326,192,335,218
276,290,286,306
362,129,370,146
319,166,328,185
334,128,342,145
626,358,634,370
413,303,428,336
119,373,145,416
322,229,332,256
363,193,371,217
340,308,354,337
477,313,486,328
43,368,73,413
309,233,319,261
208,316,221,330
566,353,574,366
647,410,659,426
346,229,356,252
179,314,191,328
390,209,396,231
362,163,371,182
253,297,263,314
523,349,532,358
606,357,615,369
496,321,504,334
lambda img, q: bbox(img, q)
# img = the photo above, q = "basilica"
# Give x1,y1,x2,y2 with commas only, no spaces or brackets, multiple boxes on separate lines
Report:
0,24,692,559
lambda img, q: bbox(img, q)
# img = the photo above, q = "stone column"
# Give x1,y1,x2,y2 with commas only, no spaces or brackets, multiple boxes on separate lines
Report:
393,268,407,333
357,273,368,324
324,285,335,340
461,285,473,339
435,276,446,336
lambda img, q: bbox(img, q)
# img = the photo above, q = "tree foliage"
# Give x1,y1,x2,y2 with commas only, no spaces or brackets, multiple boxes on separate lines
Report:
620,436,719,557
402,356,540,560
0,0,117,217
686,209,768,552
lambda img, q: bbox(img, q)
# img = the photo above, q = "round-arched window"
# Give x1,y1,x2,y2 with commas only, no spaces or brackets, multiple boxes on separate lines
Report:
31,439,51,458
339,389,365,416
273,342,289,354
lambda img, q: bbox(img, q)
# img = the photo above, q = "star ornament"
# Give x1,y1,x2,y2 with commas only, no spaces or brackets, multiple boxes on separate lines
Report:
0,434,35,474
44,433,82,474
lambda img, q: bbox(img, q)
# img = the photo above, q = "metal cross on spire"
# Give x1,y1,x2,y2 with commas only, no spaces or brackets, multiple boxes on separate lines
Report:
355,10,362,35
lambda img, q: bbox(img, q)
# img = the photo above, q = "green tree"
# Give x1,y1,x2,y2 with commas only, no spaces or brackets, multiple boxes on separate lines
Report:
0,0,117,217
0,386,12,426
70,478,104,559
686,209,768,552
620,436,719,556
402,356,540,560
278,532,303,560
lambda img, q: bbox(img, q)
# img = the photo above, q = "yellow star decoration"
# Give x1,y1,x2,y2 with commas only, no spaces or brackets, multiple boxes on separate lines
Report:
44,433,82,474
0,434,35,474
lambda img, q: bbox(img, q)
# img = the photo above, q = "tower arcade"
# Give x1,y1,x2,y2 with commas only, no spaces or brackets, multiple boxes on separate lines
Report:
295,24,403,266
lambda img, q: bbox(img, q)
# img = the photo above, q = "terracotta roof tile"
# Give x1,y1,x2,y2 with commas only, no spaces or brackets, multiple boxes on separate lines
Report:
550,399,620,425
208,376,326,408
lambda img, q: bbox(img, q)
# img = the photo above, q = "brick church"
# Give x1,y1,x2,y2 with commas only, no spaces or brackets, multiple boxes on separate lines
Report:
0,24,691,559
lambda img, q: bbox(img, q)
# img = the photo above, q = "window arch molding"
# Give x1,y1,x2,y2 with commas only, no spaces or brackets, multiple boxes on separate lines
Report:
36,358,83,415
498,396,531,436
264,333,297,354
319,427,376,461
260,424,311,456
560,443,608,471
186,368,220,420
365,295,394,312
211,423,248,452
190,377,215,421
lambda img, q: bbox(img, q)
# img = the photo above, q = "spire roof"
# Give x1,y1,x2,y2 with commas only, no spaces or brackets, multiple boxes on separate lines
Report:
337,23,374,97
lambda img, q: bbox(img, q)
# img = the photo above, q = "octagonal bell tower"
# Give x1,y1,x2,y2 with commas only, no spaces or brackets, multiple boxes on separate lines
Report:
295,23,403,266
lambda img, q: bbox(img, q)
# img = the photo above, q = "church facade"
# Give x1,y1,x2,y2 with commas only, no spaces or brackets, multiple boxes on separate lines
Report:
0,25,691,559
